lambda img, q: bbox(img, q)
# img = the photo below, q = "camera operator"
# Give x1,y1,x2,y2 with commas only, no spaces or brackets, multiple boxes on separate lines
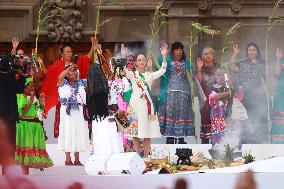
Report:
11,37,32,76
0,54,26,156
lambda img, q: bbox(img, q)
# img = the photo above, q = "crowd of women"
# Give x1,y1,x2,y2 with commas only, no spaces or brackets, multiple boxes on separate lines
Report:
1,35,284,175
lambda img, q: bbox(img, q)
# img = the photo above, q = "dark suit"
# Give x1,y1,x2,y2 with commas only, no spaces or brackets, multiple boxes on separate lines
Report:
0,71,25,154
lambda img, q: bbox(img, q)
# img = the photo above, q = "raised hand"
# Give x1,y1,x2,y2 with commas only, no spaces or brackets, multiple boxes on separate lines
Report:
91,37,98,46
12,37,19,49
276,48,283,60
30,93,35,104
39,93,45,107
105,49,112,58
37,57,43,65
196,57,203,70
147,55,153,69
232,43,240,56
121,43,128,58
160,44,168,58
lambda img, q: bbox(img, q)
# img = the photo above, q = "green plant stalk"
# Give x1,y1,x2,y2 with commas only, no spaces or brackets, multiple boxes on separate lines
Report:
35,22,41,70
148,7,163,70
189,30,194,65
95,0,102,38
94,0,102,64
188,30,196,109
35,0,49,71
265,32,270,122
147,13,157,57
221,21,240,97
188,29,197,142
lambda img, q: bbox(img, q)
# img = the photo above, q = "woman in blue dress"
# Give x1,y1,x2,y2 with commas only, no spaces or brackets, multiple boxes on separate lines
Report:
158,42,195,144
271,48,284,143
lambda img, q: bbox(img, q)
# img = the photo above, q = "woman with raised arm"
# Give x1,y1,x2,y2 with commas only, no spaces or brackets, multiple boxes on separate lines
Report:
195,47,220,144
229,43,268,144
271,48,284,143
57,65,89,166
122,44,167,157
41,37,97,137
158,42,195,144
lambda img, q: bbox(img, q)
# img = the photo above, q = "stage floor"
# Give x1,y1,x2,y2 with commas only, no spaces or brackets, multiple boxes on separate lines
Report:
1,144,284,189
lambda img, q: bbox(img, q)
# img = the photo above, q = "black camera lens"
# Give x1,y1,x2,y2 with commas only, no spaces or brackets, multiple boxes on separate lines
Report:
72,55,79,64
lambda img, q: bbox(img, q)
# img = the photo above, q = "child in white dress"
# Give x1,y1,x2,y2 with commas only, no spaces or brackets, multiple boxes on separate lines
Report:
90,67,123,155
58,65,89,165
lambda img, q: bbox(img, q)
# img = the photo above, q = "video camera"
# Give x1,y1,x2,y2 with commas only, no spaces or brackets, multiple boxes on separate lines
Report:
15,55,32,64
111,58,127,67
72,54,79,64
0,54,23,72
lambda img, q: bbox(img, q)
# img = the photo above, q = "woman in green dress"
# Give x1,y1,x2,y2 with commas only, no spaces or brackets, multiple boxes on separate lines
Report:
15,78,53,174
271,48,284,143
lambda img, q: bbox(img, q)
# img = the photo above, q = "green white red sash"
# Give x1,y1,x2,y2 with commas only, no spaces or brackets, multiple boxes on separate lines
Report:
133,71,156,116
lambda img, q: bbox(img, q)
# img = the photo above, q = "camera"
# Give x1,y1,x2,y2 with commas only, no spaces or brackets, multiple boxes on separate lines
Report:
0,54,23,72
72,55,79,64
111,58,127,67
15,55,32,64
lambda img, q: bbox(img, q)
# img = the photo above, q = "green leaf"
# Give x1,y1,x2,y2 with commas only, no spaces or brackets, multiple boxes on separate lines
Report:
159,11,169,17
225,22,241,36
149,24,155,35
192,22,220,36
99,17,113,27
39,15,54,27
153,21,168,36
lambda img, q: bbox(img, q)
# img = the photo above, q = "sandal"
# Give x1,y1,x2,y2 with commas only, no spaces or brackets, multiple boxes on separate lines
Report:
73,161,83,166
65,161,74,166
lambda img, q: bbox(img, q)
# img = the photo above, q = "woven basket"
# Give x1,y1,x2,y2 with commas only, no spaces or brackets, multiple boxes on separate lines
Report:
150,147,170,165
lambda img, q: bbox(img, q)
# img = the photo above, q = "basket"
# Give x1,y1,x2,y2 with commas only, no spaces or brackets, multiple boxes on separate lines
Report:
150,147,170,165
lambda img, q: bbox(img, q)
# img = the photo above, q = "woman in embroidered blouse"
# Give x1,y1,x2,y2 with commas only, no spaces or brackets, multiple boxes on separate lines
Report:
57,65,89,165
158,42,195,144
195,47,220,144
208,69,234,145
122,45,167,157
229,42,268,144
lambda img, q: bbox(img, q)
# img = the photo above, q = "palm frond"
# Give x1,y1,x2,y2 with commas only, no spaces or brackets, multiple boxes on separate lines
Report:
225,22,241,37
147,0,167,57
192,22,221,37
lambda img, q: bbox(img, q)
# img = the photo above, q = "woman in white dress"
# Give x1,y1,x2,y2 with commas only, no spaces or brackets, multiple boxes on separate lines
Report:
58,64,89,165
123,45,167,157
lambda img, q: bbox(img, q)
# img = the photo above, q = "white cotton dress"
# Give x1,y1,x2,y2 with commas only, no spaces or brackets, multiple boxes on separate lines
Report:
91,80,124,155
92,116,124,155
58,80,89,152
